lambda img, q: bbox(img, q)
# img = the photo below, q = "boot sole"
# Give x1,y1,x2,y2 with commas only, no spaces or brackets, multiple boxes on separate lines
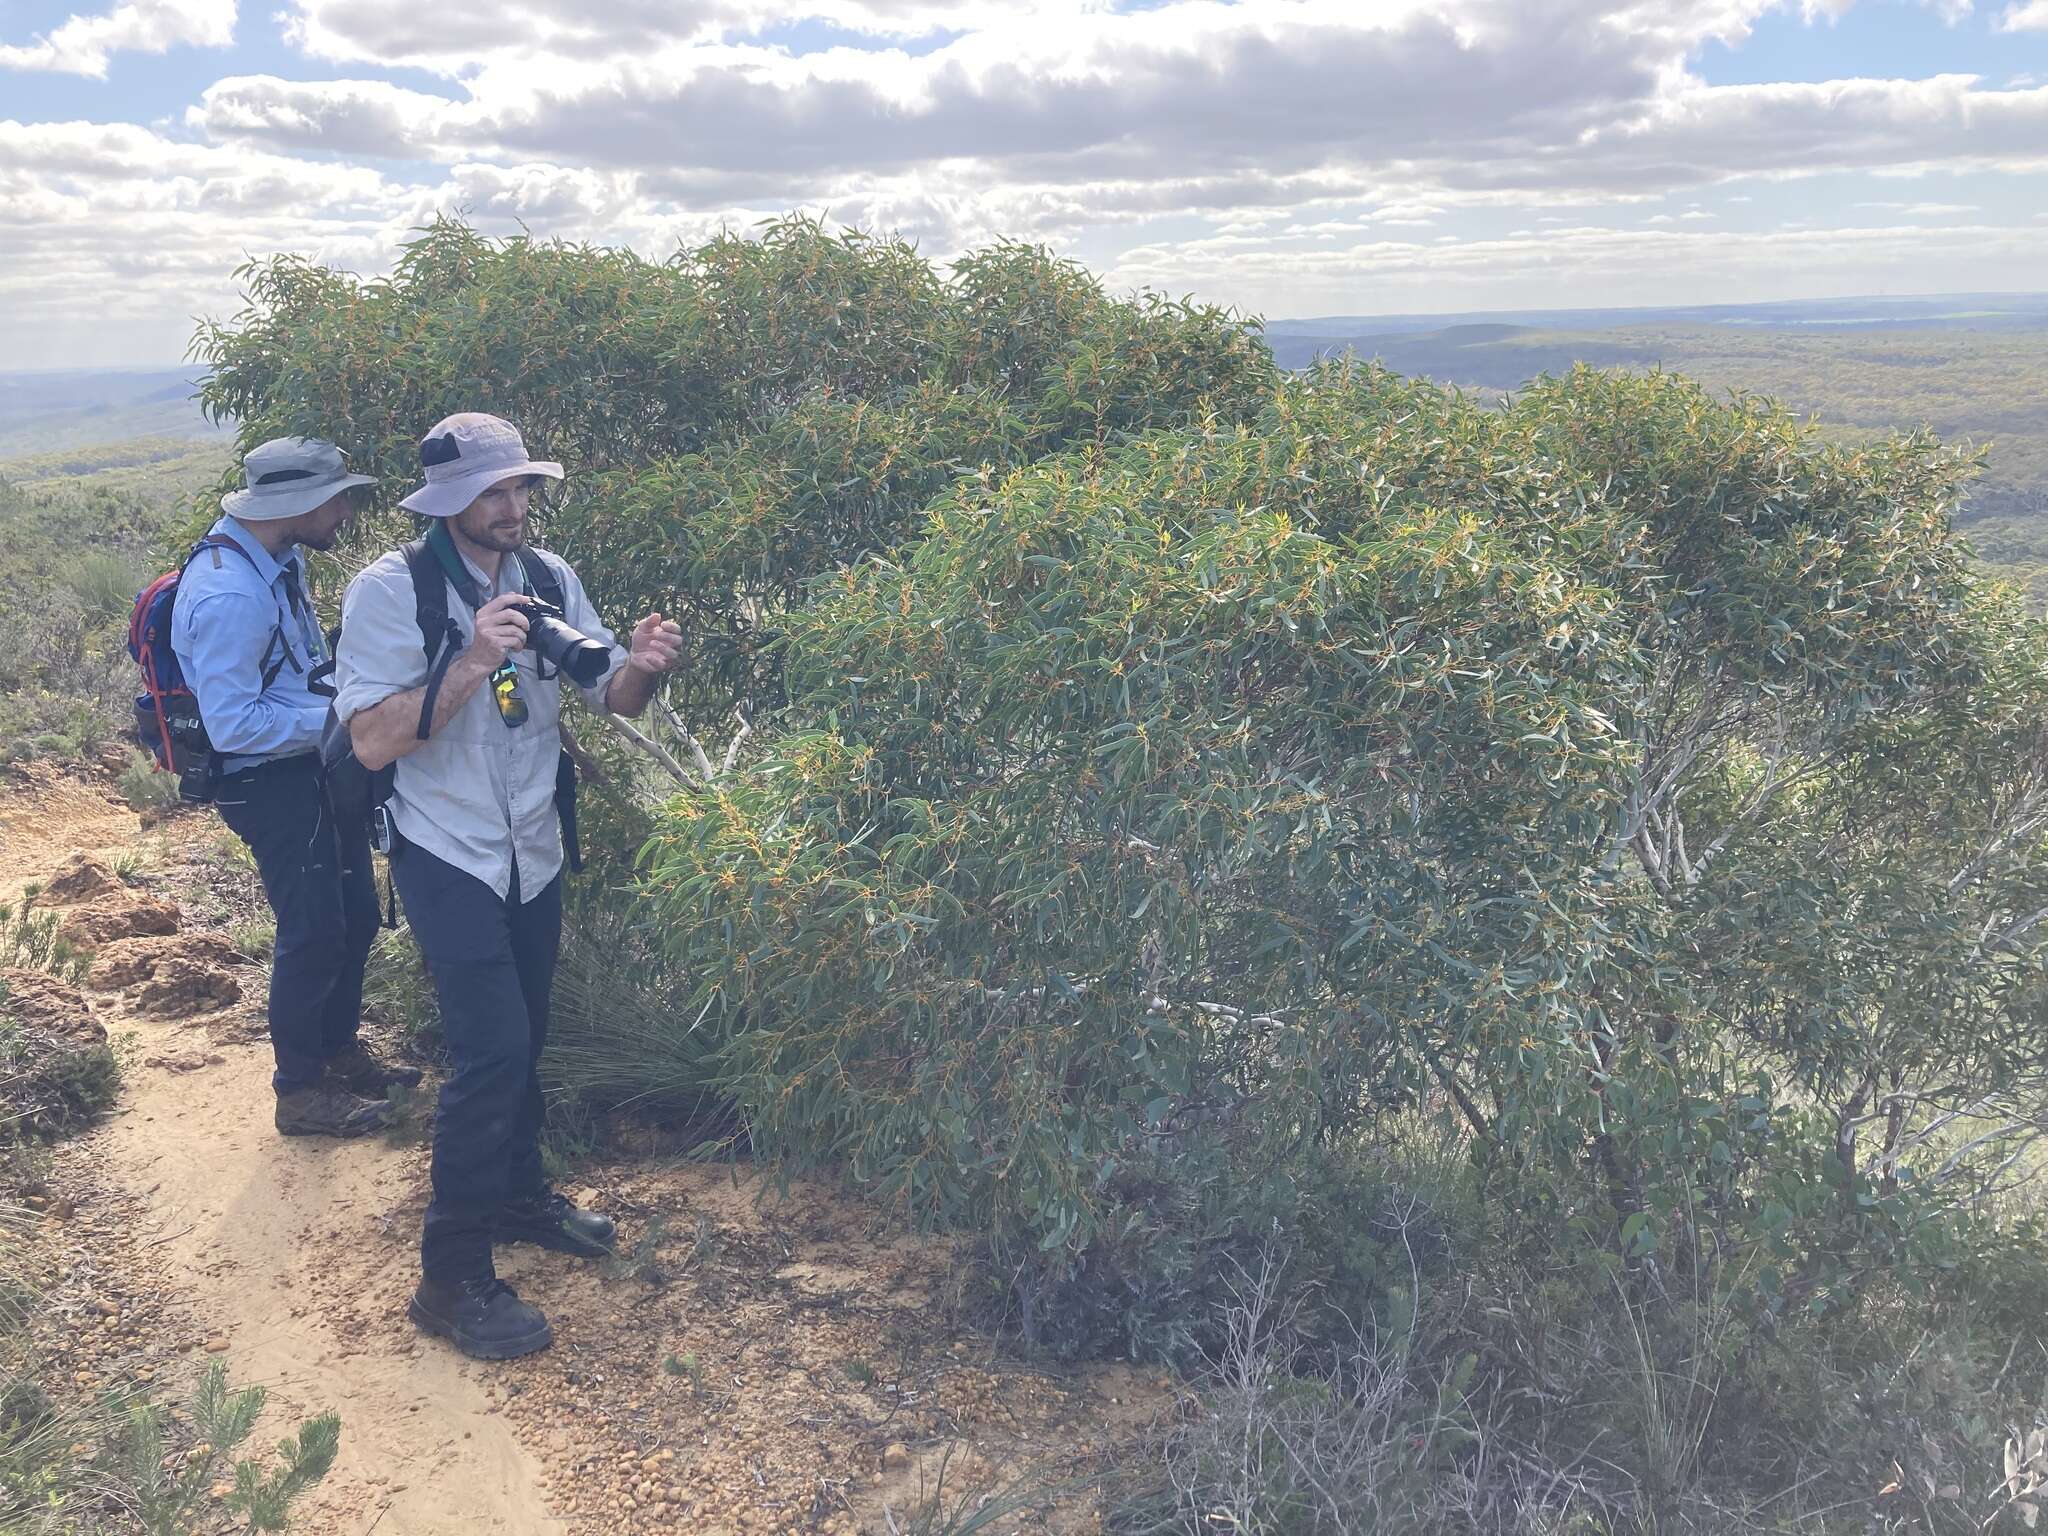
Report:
407,1296,554,1360
275,1111,390,1138
493,1225,615,1260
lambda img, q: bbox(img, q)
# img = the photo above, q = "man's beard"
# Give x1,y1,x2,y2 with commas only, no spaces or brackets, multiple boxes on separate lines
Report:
459,513,527,552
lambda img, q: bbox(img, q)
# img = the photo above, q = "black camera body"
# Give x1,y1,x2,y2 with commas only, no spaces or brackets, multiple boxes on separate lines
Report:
509,598,612,687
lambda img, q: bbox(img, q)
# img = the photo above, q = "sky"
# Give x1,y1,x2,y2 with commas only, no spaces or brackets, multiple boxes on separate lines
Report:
1,0,2045,368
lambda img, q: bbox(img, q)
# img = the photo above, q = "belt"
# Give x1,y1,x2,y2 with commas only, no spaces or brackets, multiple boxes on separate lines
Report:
221,752,319,780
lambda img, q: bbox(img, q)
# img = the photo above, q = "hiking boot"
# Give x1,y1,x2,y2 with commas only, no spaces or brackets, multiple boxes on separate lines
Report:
495,1192,617,1259
274,1083,391,1138
325,1040,424,1095
408,1275,553,1360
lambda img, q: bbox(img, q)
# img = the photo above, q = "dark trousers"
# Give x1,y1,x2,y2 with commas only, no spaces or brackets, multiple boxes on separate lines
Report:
391,840,561,1285
213,755,378,1093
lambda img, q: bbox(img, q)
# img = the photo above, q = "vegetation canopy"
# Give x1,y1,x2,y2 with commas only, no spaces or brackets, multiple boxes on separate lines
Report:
195,219,2048,1523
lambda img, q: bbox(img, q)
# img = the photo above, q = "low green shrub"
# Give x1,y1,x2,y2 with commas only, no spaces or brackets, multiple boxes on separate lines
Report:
0,687,112,769
0,903,88,982
118,748,181,811
541,903,729,1133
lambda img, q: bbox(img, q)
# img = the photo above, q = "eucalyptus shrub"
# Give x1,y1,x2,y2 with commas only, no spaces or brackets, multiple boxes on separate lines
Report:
638,362,2048,1343
194,217,1275,723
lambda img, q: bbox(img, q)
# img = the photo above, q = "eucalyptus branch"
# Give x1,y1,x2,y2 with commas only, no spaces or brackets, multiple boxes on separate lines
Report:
720,705,754,775
604,712,694,787
657,696,719,782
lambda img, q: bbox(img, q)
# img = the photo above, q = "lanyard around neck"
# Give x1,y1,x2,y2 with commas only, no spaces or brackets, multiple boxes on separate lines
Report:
426,520,529,609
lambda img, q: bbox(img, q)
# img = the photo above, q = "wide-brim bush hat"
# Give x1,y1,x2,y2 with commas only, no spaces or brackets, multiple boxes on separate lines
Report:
221,437,376,521
398,412,564,519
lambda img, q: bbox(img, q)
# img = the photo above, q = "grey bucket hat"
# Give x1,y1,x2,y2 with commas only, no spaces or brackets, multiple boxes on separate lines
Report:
398,412,564,519
221,437,376,521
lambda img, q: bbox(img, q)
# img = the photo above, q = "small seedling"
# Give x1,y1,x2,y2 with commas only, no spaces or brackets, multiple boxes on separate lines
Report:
677,1352,705,1399
844,1359,878,1386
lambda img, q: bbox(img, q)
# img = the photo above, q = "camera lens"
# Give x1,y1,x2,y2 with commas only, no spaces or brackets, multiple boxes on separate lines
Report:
523,606,613,687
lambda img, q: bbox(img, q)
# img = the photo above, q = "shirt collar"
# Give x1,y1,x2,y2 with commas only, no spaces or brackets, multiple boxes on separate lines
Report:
218,515,297,588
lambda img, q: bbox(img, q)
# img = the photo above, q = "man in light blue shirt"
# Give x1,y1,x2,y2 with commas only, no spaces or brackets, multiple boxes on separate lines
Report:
173,437,419,1137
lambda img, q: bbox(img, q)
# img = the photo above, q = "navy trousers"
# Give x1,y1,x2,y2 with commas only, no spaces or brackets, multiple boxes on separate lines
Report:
212,754,378,1092
391,840,561,1285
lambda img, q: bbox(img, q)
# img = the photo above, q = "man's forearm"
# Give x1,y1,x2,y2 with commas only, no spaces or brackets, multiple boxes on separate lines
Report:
604,661,661,719
348,652,495,770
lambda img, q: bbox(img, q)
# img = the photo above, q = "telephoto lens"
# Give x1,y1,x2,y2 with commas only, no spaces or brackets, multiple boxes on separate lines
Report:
513,599,612,687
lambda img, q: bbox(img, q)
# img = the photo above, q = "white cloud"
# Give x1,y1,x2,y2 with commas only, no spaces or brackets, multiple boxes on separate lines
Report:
9,0,2048,364
0,0,233,77
181,5,2048,223
192,76,452,158
277,0,1110,73
1999,0,2048,28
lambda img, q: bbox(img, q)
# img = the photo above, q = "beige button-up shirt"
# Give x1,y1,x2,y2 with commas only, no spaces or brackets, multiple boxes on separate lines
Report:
332,542,627,903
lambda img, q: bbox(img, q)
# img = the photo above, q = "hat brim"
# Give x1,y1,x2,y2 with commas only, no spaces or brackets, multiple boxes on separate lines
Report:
222,472,377,522
398,461,565,519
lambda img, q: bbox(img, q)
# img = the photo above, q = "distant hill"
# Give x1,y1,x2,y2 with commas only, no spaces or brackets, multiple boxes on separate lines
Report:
0,368,228,458
1265,295,2048,610
0,435,232,516
1265,292,2048,348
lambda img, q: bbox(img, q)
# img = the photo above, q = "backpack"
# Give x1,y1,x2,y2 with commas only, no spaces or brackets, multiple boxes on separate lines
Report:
312,539,584,904
127,533,277,803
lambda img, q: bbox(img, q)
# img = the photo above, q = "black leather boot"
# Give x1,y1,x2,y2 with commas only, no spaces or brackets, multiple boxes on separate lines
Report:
407,1276,553,1360
495,1192,617,1259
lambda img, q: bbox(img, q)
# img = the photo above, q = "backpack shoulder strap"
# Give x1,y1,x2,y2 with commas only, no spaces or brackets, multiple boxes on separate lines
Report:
403,539,457,666
403,539,464,742
189,531,260,573
514,547,567,610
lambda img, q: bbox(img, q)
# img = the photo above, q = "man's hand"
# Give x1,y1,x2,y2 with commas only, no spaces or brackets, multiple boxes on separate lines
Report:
606,613,684,719
471,593,532,670
626,613,684,675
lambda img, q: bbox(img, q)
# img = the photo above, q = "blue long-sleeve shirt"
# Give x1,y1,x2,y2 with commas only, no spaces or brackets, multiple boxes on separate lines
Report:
169,516,329,771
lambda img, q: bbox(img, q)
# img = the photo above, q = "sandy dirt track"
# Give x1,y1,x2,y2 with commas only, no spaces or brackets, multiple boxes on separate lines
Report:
8,770,1163,1535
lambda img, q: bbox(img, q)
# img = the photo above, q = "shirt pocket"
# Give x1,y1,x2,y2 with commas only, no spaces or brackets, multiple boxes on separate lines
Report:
517,652,562,736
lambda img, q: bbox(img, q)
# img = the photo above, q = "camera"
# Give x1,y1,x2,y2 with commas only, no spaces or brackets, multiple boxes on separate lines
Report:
509,598,611,687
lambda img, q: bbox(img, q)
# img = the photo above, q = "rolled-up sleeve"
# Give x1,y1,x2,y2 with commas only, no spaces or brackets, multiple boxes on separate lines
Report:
333,564,431,723
553,560,630,715
177,590,326,758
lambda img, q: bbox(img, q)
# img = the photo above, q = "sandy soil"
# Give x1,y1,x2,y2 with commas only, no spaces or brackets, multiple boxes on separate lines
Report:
0,761,140,903
6,768,1167,1535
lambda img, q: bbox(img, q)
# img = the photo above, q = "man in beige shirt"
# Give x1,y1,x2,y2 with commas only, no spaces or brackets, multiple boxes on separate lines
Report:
334,412,681,1360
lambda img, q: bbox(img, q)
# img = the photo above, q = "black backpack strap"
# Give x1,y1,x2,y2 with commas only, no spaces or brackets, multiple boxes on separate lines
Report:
188,533,299,687
521,549,584,876
404,539,465,742
189,531,259,572
308,624,341,700
555,750,582,875
514,547,567,610
404,539,458,666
